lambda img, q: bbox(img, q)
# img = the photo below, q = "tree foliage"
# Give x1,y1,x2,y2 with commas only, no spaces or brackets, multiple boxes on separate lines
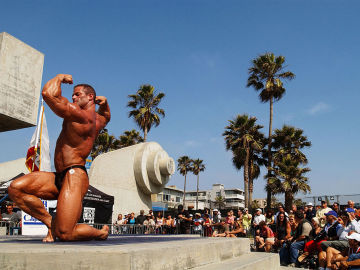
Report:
246,52,295,209
223,114,264,208
127,84,165,141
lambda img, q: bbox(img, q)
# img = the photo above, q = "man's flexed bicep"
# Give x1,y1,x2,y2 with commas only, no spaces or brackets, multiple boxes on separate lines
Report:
42,74,84,121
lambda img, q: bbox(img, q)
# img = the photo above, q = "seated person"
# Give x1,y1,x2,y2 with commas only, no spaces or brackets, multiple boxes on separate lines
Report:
298,217,325,263
279,211,313,267
225,217,245,238
319,210,358,269
275,212,291,249
323,232,360,270
255,221,275,252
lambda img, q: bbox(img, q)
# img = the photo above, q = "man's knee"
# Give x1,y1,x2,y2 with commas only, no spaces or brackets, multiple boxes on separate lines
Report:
321,241,330,251
8,179,24,199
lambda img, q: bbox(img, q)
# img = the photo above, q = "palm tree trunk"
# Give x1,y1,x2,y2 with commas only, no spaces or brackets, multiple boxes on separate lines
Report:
143,126,148,142
266,96,273,210
284,190,293,213
196,174,199,210
248,158,253,211
182,174,187,208
244,148,250,208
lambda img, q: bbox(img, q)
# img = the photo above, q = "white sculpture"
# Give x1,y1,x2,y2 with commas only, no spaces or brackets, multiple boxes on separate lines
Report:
88,142,175,220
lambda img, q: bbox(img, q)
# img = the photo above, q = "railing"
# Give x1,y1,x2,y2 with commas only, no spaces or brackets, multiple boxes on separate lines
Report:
89,223,209,237
0,220,20,235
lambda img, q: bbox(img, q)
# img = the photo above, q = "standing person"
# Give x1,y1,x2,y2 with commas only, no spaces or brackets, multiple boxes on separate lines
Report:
333,202,341,215
316,201,332,228
274,204,289,224
203,213,213,237
136,210,146,225
177,205,192,234
8,74,110,242
265,210,275,231
305,202,317,222
242,208,252,235
347,200,356,212
212,209,221,223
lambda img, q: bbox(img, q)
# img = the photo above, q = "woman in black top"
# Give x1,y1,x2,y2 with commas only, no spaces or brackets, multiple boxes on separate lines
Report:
275,212,291,248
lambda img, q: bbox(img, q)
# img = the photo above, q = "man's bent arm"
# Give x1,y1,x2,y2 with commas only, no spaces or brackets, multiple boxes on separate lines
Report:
42,74,84,121
95,96,111,131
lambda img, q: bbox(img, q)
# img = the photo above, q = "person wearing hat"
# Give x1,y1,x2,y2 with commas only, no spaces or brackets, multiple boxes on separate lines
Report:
242,208,252,234
318,210,345,268
321,232,360,270
316,201,333,228
305,202,317,222
319,209,360,269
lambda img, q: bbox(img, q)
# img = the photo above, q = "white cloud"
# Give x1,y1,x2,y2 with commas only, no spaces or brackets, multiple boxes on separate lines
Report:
307,102,331,115
184,140,201,147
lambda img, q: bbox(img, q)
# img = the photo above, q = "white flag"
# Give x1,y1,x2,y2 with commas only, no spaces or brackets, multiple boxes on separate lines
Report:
25,100,51,172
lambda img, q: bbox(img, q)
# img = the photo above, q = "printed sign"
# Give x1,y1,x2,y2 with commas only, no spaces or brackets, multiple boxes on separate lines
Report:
83,207,95,224
22,199,49,235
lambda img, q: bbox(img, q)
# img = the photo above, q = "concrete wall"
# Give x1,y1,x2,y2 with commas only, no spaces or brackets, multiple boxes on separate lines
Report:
0,32,44,132
89,142,175,219
0,157,28,182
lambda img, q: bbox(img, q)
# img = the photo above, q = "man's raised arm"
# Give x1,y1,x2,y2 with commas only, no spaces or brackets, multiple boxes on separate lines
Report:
42,74,83,121
95,96,111,130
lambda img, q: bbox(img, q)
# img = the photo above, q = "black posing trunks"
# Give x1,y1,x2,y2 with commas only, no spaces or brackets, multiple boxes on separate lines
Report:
54,165,88,191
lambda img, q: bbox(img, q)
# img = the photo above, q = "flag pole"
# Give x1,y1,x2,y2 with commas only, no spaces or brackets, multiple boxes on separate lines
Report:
32,99,44,171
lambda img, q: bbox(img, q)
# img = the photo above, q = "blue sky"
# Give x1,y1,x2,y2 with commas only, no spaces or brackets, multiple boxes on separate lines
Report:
1,0,359,200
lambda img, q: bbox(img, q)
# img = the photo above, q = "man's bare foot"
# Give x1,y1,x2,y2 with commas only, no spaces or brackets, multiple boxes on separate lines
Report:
42,229,54,243
96,225,109,240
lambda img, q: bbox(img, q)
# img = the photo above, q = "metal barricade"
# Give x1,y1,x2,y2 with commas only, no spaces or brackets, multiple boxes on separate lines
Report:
0,220,18,235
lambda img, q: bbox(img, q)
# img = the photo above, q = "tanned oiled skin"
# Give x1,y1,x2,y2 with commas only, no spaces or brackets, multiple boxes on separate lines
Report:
8,74,110,242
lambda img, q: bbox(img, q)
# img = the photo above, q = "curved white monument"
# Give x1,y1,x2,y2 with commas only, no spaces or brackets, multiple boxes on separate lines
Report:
88,142,175,220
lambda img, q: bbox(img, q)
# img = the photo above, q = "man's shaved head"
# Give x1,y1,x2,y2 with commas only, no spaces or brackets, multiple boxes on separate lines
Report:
74,84,96,102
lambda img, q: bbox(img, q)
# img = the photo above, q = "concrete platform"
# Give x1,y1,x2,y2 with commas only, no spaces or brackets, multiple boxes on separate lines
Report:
0,235,258,270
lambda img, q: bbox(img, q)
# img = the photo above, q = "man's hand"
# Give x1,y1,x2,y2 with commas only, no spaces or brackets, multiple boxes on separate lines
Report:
95,96,107,106
56,74,73,84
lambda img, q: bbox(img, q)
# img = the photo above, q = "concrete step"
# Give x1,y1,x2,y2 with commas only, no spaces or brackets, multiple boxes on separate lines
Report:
0,235,252,270
190,252,281,270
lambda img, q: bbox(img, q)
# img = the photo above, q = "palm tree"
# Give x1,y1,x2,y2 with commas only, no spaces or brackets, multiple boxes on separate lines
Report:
91,129,121,160
119,129,144,148
190,159,206,210
270,125,311,211
214,195,226,210
247,52,295,209
223,114,263,208
272,125,311,164
268,154,311,211
177,156,191,208
127,84,165,141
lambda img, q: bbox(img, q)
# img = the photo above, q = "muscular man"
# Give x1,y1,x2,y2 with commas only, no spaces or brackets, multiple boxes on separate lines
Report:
8,74,110,242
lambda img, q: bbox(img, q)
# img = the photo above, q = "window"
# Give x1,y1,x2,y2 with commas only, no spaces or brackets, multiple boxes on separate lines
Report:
176,197,180,202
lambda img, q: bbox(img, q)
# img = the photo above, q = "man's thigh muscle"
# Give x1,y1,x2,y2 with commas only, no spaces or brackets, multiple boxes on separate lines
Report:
10,171,58,200
54,169,89,233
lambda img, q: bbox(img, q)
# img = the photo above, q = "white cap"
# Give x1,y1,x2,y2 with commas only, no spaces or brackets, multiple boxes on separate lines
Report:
256,208,262,212
346,233,360,242
307,202,313,206
213,209,219,212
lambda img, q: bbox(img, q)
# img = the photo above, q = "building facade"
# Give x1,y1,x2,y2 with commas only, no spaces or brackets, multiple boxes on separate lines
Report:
152,184,245,210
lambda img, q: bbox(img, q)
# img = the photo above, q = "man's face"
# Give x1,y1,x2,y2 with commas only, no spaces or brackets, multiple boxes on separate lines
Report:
6,205,13,213
72,87,92,108
279,207,284,213
322,202,327,208
349,239,359,249
333,204,339,210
